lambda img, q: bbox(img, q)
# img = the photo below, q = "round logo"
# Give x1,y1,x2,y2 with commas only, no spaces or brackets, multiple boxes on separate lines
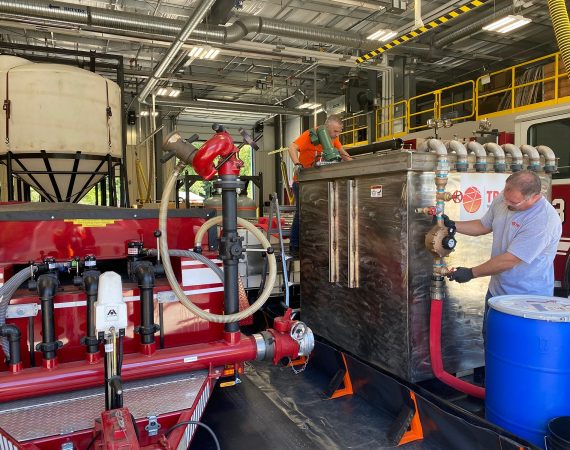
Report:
463,186,482,214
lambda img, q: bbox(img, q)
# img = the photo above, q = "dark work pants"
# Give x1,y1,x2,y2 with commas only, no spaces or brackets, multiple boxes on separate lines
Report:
290,181,300,250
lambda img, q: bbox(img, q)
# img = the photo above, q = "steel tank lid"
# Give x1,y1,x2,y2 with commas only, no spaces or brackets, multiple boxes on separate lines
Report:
489,295,570,322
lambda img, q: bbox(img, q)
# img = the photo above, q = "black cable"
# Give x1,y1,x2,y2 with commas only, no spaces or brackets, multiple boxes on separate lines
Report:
165,420,220,450
86,431,101,450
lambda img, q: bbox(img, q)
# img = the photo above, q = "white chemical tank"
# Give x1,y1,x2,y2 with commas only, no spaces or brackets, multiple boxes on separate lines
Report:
0,56,122,202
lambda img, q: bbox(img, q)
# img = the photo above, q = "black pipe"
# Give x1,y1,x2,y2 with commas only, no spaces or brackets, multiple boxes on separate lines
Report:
347,138,404,157
0,324,21,366
82,271,101,355
218,175,243,334
36,274,61,361
134,263,158,345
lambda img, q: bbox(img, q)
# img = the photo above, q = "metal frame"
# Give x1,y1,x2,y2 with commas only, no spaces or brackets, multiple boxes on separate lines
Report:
0,151,122,204
0,42,129,206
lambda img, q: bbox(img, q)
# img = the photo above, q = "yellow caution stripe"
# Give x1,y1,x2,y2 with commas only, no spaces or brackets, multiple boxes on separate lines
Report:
356,0,489,64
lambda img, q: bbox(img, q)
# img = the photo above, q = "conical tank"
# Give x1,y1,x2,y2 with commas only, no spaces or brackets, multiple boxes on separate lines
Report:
0,56,122,202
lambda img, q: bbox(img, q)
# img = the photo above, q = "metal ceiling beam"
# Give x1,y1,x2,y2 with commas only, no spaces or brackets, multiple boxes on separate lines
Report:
155,98,311,116
138,0,216,102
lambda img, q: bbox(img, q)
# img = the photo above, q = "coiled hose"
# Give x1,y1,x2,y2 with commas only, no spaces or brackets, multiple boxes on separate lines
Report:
548,0,570,76
147,249,223,280
158,162,277,323
0,266,35,356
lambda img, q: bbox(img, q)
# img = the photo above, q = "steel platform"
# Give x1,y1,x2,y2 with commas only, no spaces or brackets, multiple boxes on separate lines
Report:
0,370,209,442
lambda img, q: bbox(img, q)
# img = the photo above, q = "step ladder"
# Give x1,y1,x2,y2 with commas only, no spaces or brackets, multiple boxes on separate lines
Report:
260,193,296,307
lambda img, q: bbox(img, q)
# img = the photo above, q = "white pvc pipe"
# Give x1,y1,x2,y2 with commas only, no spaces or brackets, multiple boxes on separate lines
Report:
520,144,541,170
501,144,523,170
466,141,487,172
536,145,557,172
445,140,468,171
483,142,506,172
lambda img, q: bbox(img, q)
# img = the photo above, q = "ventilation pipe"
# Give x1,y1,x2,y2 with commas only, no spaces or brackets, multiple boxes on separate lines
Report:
445,140,468,172
466,141,487,172
138,0,216,102
501,144,523,172
547,0,570,81
483,143,506,172
0,0,369,49
536,145,557,173
520,144,541,171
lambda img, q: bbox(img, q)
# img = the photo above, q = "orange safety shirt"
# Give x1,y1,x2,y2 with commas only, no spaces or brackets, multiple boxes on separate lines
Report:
294,129,343,168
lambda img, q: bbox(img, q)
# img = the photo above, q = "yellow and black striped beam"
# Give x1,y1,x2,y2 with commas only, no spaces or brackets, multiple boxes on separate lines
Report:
356,0,490,64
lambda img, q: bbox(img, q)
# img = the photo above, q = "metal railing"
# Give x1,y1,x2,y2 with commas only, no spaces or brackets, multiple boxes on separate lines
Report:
340,113,368,147
341,51,570,143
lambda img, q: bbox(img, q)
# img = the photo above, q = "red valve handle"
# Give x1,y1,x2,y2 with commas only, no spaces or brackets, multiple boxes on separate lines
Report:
452,190,463,203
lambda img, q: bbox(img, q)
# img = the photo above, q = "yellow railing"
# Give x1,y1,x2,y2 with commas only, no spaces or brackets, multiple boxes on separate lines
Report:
440,80,475,123
364,51,570,143
340,113,368,147
376,100,407,141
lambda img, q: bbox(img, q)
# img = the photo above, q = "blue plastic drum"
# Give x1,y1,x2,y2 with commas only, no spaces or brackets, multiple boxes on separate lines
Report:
486,295,570,448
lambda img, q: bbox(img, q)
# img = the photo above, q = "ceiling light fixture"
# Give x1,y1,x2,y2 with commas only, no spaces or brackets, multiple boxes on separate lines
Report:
366,29,397,42
155,87,181,97
297,102,321,109
482,15,531,33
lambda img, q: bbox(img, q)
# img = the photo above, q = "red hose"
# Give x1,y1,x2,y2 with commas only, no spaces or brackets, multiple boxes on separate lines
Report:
429,299,486,399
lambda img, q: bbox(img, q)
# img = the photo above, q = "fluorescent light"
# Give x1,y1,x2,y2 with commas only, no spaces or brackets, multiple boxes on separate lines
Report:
156,88,168,96
168,89,181,97
366,29,397,42
189,46,204,57
482,15,531,33
297,102,321,109
188,46,220,60
140,111,159,117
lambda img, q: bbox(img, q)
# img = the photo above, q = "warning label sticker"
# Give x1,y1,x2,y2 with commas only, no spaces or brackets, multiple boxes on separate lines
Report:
64,219,118,228
370,185,383,198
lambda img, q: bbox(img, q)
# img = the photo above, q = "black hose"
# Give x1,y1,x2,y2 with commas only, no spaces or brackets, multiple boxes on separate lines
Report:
134,263,158,345
36,274,60,361
83,271,100,354
165,420,220,450
0,324,21,366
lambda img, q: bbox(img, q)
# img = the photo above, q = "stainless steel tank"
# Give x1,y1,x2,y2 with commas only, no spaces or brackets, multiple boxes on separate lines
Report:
298,150,552,382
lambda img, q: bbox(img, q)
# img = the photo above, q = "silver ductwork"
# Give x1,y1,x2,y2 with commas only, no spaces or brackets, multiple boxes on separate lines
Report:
0,0,369,49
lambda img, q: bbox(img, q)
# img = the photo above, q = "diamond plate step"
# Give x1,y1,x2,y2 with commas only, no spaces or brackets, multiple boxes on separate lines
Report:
0,370,209,442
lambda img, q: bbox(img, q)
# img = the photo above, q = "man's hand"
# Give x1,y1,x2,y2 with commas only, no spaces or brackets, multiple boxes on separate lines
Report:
433,214,457,234
293,163,303,177
448,267,474,283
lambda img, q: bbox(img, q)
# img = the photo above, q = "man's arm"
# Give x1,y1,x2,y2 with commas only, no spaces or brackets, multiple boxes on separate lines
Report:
455,219,492,236
288,142,301,165
339,146,352,161
472,252,522,278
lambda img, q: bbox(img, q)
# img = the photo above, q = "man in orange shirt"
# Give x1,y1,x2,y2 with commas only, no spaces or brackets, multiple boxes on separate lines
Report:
287,115,352,256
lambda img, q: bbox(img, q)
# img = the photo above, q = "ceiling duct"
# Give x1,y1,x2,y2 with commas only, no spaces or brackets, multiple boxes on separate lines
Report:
0,0,369,49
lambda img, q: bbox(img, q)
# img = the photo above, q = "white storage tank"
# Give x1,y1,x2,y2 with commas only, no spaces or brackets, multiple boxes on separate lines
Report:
0,56,122,202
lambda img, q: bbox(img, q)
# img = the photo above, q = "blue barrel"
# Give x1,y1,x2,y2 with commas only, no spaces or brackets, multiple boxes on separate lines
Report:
486,295,570,448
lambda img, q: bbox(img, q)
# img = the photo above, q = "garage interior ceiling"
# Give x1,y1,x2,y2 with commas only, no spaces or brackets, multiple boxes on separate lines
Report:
0,0,558,126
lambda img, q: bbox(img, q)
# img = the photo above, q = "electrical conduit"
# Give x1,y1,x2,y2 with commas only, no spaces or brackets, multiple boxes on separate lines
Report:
427,139,485,399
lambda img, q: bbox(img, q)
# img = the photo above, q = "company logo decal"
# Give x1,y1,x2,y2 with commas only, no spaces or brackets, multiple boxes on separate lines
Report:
462,186,482,214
